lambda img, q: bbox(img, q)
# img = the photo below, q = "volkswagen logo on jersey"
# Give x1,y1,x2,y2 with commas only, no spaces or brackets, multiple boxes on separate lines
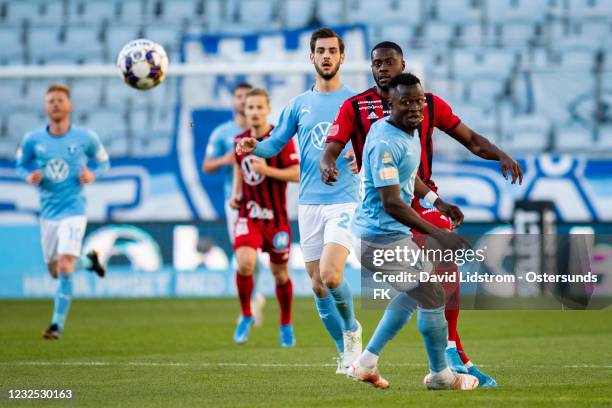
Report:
273,231,289,250
44,158,70,183
310,121,332,150
241,155,265,186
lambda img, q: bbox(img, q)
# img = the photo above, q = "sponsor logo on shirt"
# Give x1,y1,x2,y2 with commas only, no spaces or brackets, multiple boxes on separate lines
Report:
310,122,332,150
379,167,398,181
241,155,265,186
246,201,274,220
44,158,70,183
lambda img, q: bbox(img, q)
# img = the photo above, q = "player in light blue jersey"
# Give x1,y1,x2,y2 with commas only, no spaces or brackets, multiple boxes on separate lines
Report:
202,82,266,327
348,74,478,390
237,28,363,373
15,83,110,340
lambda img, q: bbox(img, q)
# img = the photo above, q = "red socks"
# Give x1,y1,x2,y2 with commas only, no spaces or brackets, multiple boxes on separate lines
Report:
275,279,293,326
236,273,254,318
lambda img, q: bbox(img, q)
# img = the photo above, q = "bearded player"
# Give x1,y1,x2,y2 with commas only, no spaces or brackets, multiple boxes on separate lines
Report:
320,42,523,387
237,28,362,373
15,83,109,340
231,88,300,346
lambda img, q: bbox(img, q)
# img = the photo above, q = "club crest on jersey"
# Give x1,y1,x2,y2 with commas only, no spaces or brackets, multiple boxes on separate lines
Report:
68,143,78,155
273,231,289,250
310,121,331,150
381,151,392,164
241,155,265,186
45,158,70,182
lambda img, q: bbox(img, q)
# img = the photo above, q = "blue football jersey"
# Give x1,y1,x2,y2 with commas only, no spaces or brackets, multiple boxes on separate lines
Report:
352,119,422,237
16,126,110,220
205,120,243,202
253,86,359,205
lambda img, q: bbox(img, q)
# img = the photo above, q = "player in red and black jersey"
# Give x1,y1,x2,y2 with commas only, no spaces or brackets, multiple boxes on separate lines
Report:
320,42,524,387
231,88,300,347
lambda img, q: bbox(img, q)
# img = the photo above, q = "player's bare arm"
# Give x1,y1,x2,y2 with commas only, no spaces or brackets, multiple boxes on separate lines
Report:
414,176,464,228
379,184,466,251
203,151,234,173
230,160,243,209
251,158,300,183
448,122,524,185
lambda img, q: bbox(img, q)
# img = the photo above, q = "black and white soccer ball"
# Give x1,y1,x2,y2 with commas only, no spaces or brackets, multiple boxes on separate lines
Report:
117,39,168,90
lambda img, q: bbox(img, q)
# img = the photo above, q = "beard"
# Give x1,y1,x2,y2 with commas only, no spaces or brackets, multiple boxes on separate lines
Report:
315,62,340,80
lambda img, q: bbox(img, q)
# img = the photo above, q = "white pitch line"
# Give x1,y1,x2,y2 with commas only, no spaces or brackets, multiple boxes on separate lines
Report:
1,361,611,369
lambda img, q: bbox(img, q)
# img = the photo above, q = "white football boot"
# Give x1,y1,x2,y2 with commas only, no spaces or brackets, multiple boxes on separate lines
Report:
347,361,390,389
424,367,479,390
341,321,362,370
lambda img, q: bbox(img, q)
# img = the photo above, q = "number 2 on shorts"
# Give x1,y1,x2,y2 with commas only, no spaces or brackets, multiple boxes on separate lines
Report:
337,212,350,229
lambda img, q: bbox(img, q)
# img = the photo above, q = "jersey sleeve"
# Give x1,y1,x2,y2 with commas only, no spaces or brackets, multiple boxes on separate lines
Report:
278,138,300,168
432,94,461,133
86,130,110,178
254,100,298,158
325,98,355,147
205,125,228,159
15,133,35,180
370,139,401,189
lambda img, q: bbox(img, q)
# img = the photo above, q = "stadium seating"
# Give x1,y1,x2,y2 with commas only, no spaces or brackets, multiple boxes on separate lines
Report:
0,0,610,159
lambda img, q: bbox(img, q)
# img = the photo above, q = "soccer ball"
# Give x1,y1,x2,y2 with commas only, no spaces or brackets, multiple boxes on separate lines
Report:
117,39,168,90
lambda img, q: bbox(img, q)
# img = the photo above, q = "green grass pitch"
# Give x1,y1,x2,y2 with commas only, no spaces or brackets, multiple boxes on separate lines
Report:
1,298,611,407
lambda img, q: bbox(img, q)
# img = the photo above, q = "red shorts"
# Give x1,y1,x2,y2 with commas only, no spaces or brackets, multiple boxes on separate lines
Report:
412,203,460,304
233,217,291,265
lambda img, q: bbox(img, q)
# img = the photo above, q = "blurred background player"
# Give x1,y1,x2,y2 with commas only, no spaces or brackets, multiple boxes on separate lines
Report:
236,28,362,373
230,88,300,346
15,83,109,340
320,41,524,387
348,73,478,390
202,82,266,326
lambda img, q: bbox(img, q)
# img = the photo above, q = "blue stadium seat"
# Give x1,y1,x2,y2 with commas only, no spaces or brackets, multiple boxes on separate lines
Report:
69,0,117,24
377,23,414,48
86,108,128,155
281,0,314,28
569,0,612,20
105,25,143,60
422,22,455,48
143,24,180,56
117,0,146,24
433,0,482,24
28,26,62,64
486,0,550,23
239,0,277,30
556,125,593,152
64,25,104,60
5,0,38,24
504,114,550,152
316,0,345,25
466,78,505,109
0,27,24,64
456,23,490,47
7,110,45,141
559,49,594,70
69,79,104,109
497,22,535,47
595,127,612,150
347,0,411,24
157,0,198,24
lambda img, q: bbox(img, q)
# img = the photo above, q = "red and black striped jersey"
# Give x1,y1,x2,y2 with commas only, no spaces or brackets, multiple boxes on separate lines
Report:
326,87,462,192
234,127,299,227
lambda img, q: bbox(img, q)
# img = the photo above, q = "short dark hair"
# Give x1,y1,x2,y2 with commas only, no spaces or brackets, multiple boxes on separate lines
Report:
310,27,345,53
371,41,403,57
387,73,421,90
233,82,253,94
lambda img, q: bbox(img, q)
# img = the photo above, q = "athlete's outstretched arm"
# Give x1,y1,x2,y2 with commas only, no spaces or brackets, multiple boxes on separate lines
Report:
448,123,523,184
414,176,463,228
252,159,300,182
86,135,110,179
15,136,36,180
379,185,466,250
237,104,298,158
